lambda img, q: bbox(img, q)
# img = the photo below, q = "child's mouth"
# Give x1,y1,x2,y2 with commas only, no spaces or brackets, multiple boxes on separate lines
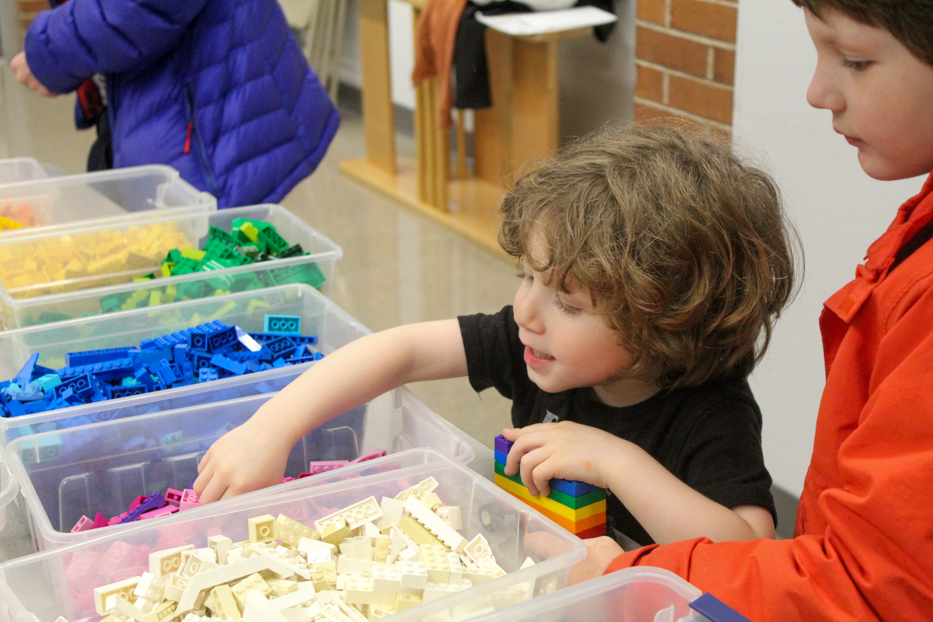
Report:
524,346,555,369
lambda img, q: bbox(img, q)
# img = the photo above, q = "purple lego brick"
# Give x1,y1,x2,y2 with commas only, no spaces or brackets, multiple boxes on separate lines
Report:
494,434,513,455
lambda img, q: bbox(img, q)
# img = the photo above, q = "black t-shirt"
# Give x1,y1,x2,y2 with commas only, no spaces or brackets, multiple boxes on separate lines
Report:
459,306,777,546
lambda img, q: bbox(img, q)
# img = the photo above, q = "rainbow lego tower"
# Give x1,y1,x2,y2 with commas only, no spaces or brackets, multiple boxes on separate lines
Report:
494,434,607,538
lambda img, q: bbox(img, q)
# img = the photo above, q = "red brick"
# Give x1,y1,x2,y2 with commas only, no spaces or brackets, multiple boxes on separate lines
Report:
670,0,738,43
636,26,709,78
637,0,666,26
712,47,736,85
667,74,734,124
636,64,666,103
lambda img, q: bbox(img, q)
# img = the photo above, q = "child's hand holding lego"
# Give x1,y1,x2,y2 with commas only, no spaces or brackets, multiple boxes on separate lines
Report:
194,416,294,503
502,422,629,497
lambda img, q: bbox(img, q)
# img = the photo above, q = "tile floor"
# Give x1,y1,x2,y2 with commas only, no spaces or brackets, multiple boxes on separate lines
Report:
0,66,517,449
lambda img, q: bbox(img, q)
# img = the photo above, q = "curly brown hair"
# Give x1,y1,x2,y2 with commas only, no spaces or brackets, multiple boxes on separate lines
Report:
498,124,801,390
791,0,933,66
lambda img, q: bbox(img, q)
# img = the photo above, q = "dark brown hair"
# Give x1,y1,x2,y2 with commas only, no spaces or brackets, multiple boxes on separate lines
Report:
499,124,801,390
791,0,933,66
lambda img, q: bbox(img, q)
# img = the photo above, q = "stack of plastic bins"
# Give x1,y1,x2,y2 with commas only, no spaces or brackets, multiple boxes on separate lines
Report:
463,567,741,622
0,449,584,622
0,158,48,186
0,165,214,239
0,283,366,445
0,204,341,330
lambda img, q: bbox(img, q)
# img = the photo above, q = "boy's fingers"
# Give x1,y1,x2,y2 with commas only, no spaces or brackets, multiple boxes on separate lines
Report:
519,447,548,496
197,477,227,505
531,459,554,498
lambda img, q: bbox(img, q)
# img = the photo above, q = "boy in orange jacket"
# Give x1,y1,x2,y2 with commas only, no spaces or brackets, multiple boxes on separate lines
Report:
566,1,933,620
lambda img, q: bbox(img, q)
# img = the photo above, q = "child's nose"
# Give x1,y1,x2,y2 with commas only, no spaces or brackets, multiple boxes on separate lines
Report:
806,66,844,112
513,289,544,333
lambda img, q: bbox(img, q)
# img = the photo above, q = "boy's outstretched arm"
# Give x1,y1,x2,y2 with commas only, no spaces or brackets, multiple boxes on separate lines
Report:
503,423,775,544
194,319,467,503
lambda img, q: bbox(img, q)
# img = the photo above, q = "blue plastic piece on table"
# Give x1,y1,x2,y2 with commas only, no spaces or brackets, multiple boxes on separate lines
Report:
264,314,302,334
65,347,138,367
690,594,752,622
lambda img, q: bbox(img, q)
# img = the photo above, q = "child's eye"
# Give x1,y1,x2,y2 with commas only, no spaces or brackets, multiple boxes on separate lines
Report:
516,270,533,282
554,296,581,315
842,58,871,71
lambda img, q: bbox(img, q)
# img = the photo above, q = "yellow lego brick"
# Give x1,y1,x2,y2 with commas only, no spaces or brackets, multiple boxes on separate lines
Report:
494,474,606,521
239,222,260,242
207,301,237,321
180,248,206,261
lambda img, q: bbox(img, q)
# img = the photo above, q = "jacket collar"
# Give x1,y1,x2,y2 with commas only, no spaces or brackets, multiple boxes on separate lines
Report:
826,170,933,322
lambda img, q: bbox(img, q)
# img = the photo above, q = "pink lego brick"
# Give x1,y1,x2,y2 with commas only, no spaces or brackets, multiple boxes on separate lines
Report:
128,495,149,511
307,460,350,474
350,450,387,464
165,488,184,504
93,513,109,529
96,541,135,579
297,472,313,479
281,476,295,483
108,512,129,526
140,505,180,520
71,515,94,533
65,550,99,581
179,489,200,511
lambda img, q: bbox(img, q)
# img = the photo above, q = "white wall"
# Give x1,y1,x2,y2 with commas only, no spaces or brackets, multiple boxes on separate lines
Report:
733,2,926,496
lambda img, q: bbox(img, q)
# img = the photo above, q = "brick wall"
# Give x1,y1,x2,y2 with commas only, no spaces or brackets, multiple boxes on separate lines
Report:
634,0,738,131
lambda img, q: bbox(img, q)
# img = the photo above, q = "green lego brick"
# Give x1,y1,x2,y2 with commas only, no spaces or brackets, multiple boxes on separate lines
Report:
35,311,72,325
278,243,306,258
207,225,237,246
494,462,606,509
270,262,326,289
257,227,289,255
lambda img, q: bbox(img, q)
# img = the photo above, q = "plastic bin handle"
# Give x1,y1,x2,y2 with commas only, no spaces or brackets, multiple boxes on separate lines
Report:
0,447,20,514
690,593,753,622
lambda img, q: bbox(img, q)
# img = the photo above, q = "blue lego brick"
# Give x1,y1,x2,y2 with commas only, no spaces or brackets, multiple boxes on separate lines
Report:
264,314,301,334
105,384,148,400
198,367,219,383
494,449,508,465
58,357,135,383
288,353,324,364
151,360,178,386
206,325,238,353
65,347,138,367
264,337,297,360
6,383,44,402
13,353,39,386
173,344,188,364
690,593,753,622
188,329,211,352
31,374,61,392
248,332,317,346
210,354,247,377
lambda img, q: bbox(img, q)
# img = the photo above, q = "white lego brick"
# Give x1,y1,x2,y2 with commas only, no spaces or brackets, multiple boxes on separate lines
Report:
378,498,404,528
419,492,443,511
370,563,402,592
447,552,463,583
111,595,147,622
420,545,451,583
133,597,155,614
177,552,305,612
343,575,396,606
133,573,165,603
398,560,428,589
394,593,423,612
520,556,536,570
249,543,311,580
207,535,233,565
208,584,241,620
422,580,472,603
243,591,290,622
320,602,356,622
334,599,370,622
270,582,317,610
372,535,391,564
299,537,338,556
315,497,383,532
395,477,439,502
248,515,277,543
305,548,334,565
363,521,382,538
398,547,419,562
403,497,467,552
437,506,462,531
339,536,373,560
163,574,189,603
281,607,314,622
181,554,218,578
463,535,492,567
275,514,321,548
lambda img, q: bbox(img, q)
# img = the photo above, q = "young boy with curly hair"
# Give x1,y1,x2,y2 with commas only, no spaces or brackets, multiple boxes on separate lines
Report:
573,1,933,620
194,125,799,548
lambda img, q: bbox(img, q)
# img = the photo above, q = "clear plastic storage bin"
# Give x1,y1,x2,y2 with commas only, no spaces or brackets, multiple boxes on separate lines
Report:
464,567,733,622
0,204,341,329
0,449,582,622
0,165,214,238
0,452,18,534
0,158,48,186
0,284,366,444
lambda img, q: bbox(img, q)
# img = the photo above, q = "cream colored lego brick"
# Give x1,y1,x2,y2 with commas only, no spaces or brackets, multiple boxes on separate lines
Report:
394,594,422,612
315,497,383,532
387,527,417,564
398,517,446,549
184,548,217,564
209,584,242,620
335,575,345,591
319,603,355,622
463,535,492,567
275,514,321,548
231,573,274,610
335,555,373,576
403,498,466,552
269,582,317,610
226,547,245,565
398,561,428,589
394,477,439,503
520,556,536,570
181,554,218,578
177,555,299,612
334,602,368,622
420,545,451,583
95,578,142,616
419,492,443,512
150,545,194,577
377,498,404,529
266,577,299,597
281,607,315,622
207,535,233,565
422,580,472,603
398,548,419,562
339,536,373,560
363,522,382,538
436,507,462,531
446,552,463,583
371,536,390,564
109,594,147,622
162,574,189,603
133,573,167,603
133,597,155,614
249,543,311,580
242,591,290,622
366,605,395,620
343,575,396,606
248,515,277,543
370,563,401,593
141,602,178,622
460,565,495,586
319,520,352,546
305,548,334,565
310,561,337,591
